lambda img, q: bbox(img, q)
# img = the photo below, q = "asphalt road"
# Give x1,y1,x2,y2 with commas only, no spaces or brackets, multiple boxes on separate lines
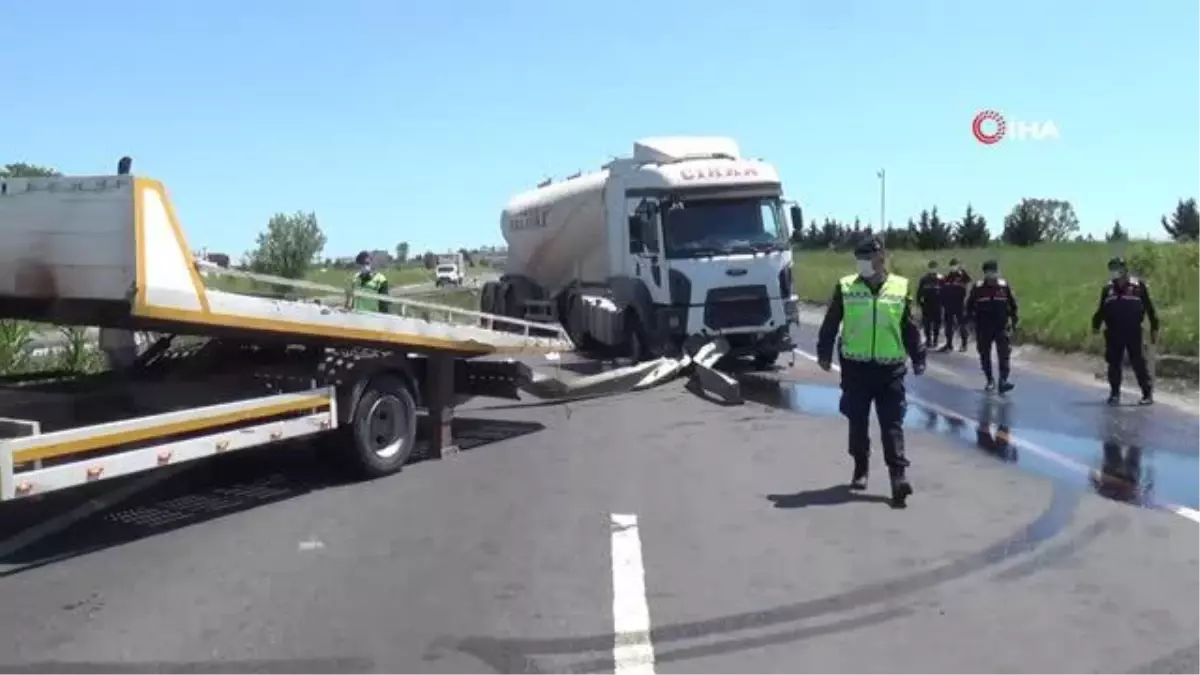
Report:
0,347,1196,672
788,312,1200,513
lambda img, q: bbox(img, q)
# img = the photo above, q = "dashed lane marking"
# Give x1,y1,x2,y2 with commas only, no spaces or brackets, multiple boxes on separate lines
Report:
611,513,656,674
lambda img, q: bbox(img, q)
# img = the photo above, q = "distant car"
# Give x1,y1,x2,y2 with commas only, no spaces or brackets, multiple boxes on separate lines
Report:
435,263,463,287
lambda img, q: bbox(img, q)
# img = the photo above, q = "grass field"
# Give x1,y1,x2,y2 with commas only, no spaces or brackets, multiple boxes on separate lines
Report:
793,241,1199,358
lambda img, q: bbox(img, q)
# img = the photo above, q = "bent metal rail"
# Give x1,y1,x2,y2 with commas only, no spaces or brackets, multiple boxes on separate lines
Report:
197,262,565,341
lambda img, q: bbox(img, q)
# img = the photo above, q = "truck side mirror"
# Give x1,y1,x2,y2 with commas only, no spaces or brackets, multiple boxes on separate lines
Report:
790,205,804,233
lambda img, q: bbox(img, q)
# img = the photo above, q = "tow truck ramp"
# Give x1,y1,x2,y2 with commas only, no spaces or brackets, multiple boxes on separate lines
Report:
0,173,743,501
0,174,570,356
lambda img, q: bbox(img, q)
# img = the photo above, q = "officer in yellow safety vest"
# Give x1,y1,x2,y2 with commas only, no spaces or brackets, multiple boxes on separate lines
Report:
349,250,392,313
815,236,926,508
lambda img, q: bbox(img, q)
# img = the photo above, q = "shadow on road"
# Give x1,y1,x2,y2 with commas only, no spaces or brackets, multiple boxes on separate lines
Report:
767,485,893,509
0,415,545,575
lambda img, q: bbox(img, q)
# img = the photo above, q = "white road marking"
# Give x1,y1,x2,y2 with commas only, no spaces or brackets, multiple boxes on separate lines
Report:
0,465,187,570
298,537,326,551
791,349,1200,525
610,513,656,674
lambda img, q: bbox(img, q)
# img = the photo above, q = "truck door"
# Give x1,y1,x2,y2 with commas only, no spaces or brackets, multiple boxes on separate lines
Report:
626,197,668,303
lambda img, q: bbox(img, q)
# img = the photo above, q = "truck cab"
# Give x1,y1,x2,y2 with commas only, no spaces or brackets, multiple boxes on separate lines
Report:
435,263,463,287
609,140,799,365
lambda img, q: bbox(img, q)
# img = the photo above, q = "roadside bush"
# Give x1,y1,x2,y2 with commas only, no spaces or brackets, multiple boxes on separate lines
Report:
0,320,108,377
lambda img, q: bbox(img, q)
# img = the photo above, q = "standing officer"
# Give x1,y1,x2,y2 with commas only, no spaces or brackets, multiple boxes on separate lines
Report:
940,257,972,351
916,260,944,348
349,250,392,313
965,259,1018,393
1091,256,1158,405
816,236,926,507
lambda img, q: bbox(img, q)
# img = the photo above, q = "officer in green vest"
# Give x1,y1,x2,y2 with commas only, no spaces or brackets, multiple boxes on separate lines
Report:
349,250,392,313
816,236,926,507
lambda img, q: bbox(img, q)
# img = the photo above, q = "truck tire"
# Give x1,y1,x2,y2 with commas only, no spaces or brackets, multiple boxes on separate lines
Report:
565,293,589,347
343,373,418,478
624,311,650,364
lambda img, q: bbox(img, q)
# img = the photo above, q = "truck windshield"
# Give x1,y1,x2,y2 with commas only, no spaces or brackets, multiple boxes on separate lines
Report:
661,196,787,259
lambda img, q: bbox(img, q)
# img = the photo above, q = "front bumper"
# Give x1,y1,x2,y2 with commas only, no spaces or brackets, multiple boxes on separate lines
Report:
653,295,796,357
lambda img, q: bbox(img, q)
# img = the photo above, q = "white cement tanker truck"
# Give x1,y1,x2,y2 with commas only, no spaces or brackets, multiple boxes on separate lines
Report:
480,136,802,366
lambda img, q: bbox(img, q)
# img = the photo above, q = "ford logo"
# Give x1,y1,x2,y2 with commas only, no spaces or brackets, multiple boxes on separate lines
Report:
725,268,748,277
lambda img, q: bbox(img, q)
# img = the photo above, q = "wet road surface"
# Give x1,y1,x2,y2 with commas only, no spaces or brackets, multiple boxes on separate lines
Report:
0,353,1195,672
789,315,1200,513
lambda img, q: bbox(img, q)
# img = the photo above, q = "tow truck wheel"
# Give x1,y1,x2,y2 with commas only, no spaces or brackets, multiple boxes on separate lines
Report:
753,349,780,370
346,373,418,478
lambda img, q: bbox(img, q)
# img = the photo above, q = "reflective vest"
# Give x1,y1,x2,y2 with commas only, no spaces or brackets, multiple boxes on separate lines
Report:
838,274,909,364
351,272,388,311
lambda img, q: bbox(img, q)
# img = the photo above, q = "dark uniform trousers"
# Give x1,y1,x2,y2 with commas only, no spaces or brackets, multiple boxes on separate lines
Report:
941,273,971,348
838,360,909,475
976,326,1012,381
1105,330,1152,395
920,302,942,345
943,306,969,347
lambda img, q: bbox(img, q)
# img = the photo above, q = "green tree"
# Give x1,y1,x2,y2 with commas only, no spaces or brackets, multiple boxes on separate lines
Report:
245,211,327,279
1106,220,1129,243
804,221,821,249
0,163,60,178
394,241,410,264
1001,200,1044,246
881,222,911,250
927,207,952,249
1161,198,1199,242
1022,198,1079,242
954,204,990,247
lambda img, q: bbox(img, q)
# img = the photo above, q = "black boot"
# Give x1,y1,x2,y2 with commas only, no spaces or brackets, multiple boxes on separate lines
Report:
890,474,913,508
850,457,869,490
984,378,996,392
998,379,1015,394
1139,391,1154,406
1107,392,1120,406
938,343,952,353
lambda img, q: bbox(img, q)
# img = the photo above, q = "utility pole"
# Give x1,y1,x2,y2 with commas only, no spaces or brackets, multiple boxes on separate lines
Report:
877,168,886,231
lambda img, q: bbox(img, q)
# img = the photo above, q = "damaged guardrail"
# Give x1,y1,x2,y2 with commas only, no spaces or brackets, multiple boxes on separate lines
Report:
516,337,753,405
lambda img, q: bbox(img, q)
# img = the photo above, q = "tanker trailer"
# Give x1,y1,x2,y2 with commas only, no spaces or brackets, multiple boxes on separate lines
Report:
481,136,801,366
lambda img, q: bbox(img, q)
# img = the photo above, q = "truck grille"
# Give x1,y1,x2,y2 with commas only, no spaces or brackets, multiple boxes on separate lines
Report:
703,285,771,329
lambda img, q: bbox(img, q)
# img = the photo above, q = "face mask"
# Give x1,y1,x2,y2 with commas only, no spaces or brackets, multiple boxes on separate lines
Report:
984,271,999,280
1108,270,1122,281
855,259,876,277
360,265,372,275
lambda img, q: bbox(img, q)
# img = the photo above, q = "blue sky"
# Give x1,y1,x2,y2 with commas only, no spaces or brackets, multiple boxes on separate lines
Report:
4,0,1197,259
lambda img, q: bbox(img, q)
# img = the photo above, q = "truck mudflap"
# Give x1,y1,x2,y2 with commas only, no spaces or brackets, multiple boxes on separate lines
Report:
515,337,742,404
